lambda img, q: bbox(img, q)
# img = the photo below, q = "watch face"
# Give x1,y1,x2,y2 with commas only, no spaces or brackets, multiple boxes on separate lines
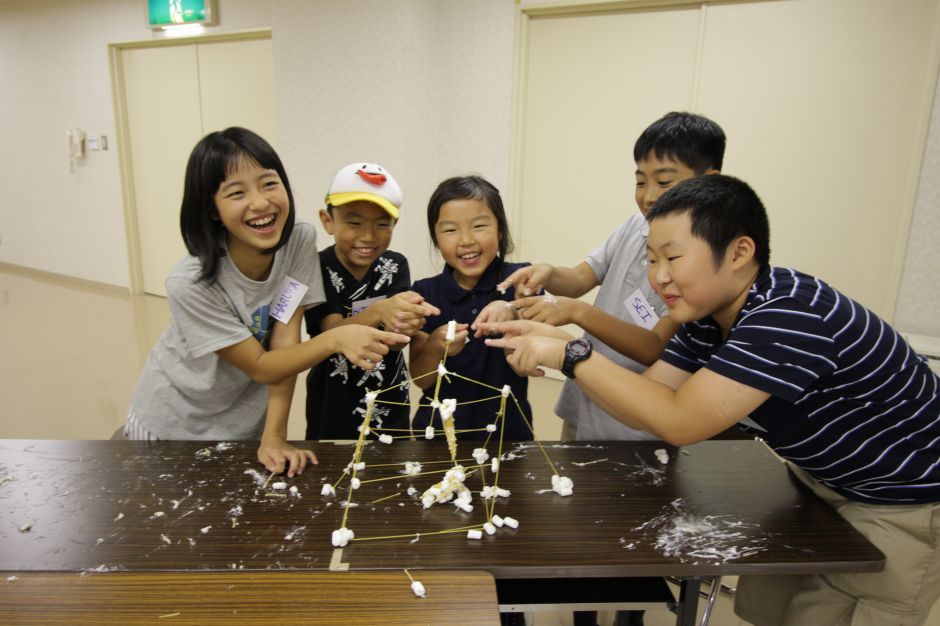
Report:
568,339,590,357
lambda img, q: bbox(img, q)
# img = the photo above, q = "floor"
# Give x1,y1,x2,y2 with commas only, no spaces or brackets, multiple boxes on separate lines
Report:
1,264,937,626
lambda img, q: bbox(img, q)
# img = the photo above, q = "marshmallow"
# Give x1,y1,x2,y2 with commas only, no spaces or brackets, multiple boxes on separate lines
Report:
454,499,473,513
353,462,366,471
495,487,511,498
424,426,435,440
472,448,490,464
404,461,422,475
378,433,393,444
271,482,287,490
552,475,574,497
289,486,299,495
351,478,361,489
437,362,449,378
467,529,483,540
483,522,496,535
486,423,497,432
503,516,519,529
491,458,500,473
331,527,354,547
406,486,417,496
411,580,426,597
446,320,457,341
422,496,435,509
321,484,335,496
501,384,511,398
491,514,505,527
365,391,377,404
357,424,371,435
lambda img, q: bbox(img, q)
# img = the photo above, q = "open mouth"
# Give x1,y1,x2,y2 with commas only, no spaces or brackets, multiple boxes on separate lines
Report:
458,252,482,267
246,214,277,233
352,246,377,258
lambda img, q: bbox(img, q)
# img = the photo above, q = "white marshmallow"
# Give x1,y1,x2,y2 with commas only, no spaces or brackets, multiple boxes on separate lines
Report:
491,514,505,527
422,496,435,509
378,433,393,444
472,447,490,464
353,462,366,471
445,320,457,341
437,362,449,377
424,426,435,440
486,423,497,433
411,580,426,597
404,461,422,475
503,516,519,529
491,458,500,472
454,499,474,513
289,486,300,495
495,487,511,498
501,384,511,398
357,424,371,435
551,475,574,497
271,482,287,490
321,484,335,496
331,527,354,547
406,486,417,496
350,478,361,489
467,529,483,540
483,522,496,535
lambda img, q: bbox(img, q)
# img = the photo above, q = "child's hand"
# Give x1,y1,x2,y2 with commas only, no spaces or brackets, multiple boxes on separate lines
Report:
476,319,574,342
513,294,582,327
471,300,518,338
373,291,440,336
484,333,568,378
497,263,553,297
328,325,411,370
257,436,318,478
430,322,470,357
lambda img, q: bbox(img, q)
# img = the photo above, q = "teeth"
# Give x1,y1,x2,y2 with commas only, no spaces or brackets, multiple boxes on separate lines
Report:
248,215,275,227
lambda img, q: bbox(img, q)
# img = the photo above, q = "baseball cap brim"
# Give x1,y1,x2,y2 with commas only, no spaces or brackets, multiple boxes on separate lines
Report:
327,192,399,219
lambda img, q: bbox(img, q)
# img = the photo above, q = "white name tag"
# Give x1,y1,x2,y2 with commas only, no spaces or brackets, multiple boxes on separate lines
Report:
624,289,660,330
352,295,386,315
270,276,308,324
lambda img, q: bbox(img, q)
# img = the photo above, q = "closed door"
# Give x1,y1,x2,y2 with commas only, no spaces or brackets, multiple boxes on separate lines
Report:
120,36,276,296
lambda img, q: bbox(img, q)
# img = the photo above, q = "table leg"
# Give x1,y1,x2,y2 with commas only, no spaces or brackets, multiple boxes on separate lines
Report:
674,578,701,626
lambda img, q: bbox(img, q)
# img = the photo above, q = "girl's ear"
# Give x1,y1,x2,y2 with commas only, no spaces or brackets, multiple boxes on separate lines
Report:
319,208,334,235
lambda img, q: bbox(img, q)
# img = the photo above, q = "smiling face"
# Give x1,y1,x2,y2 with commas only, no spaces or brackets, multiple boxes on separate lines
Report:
635,155,710,216
213,157,290,278
646,212,756,334
320,201,395,281
434,198,500,290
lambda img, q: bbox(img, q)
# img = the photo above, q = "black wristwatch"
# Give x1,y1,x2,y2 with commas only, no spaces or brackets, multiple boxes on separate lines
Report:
561,338,593,379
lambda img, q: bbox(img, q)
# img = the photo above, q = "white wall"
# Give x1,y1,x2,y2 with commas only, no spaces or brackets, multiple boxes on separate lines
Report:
1,0,937,337
0,0,274,287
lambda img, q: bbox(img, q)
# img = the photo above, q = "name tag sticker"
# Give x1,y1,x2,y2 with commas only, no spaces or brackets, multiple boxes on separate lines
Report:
624,289,660,330
270,276,308,324
352,295,386,315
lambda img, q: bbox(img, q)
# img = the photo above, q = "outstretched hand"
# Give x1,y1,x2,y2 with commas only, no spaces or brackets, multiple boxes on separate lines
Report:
475,319,573,341
496,263,553,297
374,291,440,336
330,325,411,370
513,294,582,327
484,332,568,378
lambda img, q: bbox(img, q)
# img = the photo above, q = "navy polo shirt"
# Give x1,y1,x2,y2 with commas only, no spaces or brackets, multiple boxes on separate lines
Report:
412,260,534,441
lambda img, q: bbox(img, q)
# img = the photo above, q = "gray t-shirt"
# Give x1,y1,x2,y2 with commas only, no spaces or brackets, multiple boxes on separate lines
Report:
130,222,325,440
554,213,668,441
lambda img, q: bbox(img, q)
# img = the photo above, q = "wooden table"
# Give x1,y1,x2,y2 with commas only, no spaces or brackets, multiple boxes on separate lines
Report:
0,570,498,625
0,439,884,625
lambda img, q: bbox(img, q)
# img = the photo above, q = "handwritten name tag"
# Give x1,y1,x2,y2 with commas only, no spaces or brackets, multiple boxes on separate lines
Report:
624,288,660,330
270,276,309,324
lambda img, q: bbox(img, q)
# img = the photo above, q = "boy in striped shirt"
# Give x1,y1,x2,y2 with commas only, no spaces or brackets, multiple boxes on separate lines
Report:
484,174,940,625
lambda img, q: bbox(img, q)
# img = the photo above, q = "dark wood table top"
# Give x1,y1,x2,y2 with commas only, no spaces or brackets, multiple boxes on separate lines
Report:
0,570,499,625
0,439,883,579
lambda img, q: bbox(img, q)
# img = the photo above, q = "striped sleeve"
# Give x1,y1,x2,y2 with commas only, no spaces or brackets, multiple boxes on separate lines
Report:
705,298,838,401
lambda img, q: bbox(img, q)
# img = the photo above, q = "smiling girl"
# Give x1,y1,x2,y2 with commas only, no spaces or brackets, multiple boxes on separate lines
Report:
409,176,534,441
123,128,407,475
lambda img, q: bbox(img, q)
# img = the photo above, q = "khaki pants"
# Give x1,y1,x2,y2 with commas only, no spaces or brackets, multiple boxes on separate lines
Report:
735,464,940,626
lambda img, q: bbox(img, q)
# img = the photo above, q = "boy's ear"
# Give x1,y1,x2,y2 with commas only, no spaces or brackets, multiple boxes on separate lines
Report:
319,208,334,235
704,168,720,176
728,235,757,269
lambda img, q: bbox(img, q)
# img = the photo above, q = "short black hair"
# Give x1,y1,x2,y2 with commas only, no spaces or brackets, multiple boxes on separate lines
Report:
633,111,726,174
179,127,295,282
646,175,771,270
426,175,514,262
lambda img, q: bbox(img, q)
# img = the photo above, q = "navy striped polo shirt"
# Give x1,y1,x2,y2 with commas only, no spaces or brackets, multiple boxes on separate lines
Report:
662,266,940,504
